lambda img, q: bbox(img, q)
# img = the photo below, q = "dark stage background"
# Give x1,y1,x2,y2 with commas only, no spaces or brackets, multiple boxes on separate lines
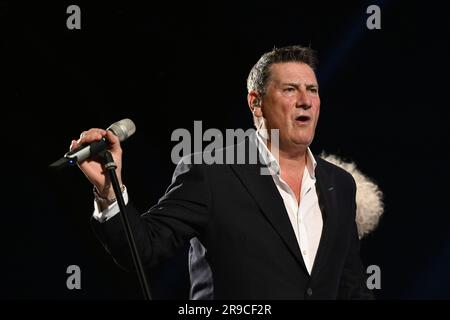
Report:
1,1,449,299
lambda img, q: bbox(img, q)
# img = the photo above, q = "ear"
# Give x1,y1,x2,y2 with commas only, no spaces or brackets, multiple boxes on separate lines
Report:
247,91,263,117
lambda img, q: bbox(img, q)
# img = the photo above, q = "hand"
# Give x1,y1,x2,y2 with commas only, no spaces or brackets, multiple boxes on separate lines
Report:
70,128,123,200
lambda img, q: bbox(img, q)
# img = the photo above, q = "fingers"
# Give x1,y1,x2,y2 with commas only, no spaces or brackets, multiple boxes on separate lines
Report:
70,127,123,191
104,130,122,152
70,128,122,153
105,130,119,144
69,139,78,151
76,128,107,146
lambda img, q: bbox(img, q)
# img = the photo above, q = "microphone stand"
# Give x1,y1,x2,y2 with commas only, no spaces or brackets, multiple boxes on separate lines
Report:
102,150,152,300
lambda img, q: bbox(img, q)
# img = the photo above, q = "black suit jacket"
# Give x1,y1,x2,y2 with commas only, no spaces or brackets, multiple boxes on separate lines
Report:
91,137,372,299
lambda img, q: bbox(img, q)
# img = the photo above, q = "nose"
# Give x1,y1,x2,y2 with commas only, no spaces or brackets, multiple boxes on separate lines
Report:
296,88,312,110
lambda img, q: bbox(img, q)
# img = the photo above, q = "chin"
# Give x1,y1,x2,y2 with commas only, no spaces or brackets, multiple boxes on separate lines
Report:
290,139,312,148
290,134,314,146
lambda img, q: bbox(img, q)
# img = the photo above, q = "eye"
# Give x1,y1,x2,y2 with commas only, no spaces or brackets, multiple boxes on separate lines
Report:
283,87,296,92
309,87,318,94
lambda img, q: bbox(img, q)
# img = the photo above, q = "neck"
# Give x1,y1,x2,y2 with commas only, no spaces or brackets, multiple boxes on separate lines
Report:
267,139,308,172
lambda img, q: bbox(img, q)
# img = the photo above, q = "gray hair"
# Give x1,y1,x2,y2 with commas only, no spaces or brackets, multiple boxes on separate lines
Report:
247,45,318,96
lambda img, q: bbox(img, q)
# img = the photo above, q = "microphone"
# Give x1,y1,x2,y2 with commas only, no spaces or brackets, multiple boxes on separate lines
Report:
50,119,136,168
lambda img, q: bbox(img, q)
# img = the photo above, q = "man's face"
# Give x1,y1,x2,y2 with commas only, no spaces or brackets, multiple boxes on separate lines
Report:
261,62,320,151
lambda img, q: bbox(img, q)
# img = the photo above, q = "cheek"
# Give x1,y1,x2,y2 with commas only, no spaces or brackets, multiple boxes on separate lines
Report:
313,111,320,127
313,100,320,118
310,105,320,129
267,106,287,123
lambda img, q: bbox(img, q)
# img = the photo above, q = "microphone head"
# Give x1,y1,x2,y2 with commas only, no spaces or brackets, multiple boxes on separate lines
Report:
107,119,136,141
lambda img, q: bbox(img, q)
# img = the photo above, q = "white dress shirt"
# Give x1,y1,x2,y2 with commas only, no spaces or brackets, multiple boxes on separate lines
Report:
92,187,128,223
256,132,323,274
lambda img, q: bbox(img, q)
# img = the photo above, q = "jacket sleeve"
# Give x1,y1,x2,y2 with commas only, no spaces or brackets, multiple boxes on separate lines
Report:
338,175,374,299
91,158,212,270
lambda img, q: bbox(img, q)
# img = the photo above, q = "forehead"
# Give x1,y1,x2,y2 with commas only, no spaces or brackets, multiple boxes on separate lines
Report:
268,62,318,84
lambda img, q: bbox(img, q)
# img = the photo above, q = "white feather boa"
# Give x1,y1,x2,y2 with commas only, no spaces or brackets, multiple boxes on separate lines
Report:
320,153,384,239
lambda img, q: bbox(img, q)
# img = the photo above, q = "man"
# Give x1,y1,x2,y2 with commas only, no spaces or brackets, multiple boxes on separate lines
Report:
73,45,372,299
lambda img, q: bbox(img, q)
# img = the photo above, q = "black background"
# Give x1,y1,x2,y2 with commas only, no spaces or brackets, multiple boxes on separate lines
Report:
1,1,449,299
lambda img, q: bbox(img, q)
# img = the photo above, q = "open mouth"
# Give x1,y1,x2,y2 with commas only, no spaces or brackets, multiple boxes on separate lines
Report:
295,115,311,123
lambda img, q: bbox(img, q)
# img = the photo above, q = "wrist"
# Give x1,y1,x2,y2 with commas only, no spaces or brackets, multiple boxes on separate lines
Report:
94,184,126,205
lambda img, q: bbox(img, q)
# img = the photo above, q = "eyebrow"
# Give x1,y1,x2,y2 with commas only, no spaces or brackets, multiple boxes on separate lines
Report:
281,82,319,89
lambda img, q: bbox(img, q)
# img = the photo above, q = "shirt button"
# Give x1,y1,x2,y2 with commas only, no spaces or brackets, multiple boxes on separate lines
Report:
306,288,313,296
302,250,307,256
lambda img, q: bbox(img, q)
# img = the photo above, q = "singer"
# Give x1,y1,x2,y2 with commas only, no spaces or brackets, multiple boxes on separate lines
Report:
72,45,373,299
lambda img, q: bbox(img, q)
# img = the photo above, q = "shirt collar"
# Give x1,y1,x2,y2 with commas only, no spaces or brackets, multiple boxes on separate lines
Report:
256,130,317,179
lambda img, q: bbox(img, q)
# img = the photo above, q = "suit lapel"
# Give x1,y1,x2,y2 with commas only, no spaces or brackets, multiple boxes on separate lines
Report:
310,160,339,279
229,154,308,272
227,138,339,276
